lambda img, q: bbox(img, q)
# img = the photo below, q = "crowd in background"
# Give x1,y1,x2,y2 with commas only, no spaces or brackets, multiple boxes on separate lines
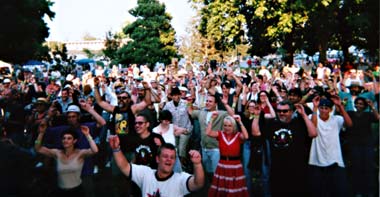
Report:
0,58,379,197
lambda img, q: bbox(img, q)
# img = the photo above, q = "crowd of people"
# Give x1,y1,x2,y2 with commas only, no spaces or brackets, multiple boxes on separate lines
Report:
0,59,379,197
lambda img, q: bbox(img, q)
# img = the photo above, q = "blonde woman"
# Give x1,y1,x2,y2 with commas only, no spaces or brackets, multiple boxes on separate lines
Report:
206,113,249,197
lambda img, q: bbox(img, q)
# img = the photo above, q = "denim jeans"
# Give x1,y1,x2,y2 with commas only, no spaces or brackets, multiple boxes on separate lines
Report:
201,148,220,173
242,140,253,197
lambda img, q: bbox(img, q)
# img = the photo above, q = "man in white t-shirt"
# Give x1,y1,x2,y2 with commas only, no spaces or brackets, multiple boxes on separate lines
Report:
308,96,353,197
109,138,205,197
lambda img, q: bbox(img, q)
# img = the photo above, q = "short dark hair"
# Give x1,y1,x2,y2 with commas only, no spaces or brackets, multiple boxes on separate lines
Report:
136,112,150,122
61,128,78,140
157,143,176,157
159,110,173,122
354,97,368,108
277,100,295,111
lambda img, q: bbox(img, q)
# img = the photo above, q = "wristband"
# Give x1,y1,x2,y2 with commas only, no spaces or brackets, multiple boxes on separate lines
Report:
86,135,93,141
312,112,317,115
35,140,41,145
112,148,121,153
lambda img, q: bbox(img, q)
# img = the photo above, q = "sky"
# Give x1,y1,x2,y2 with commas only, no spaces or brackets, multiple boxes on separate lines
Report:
46,0,195,41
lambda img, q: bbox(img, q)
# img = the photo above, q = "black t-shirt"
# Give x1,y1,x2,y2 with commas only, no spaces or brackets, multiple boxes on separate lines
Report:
132,132,164,169
111,106,136,152
261,114,312,193
347,111,378,145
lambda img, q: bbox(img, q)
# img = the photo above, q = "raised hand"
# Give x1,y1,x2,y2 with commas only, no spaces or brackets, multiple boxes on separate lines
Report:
38,120,48,134
189,150,202,165
330,95,341,106
108,135,120,150
294,104,305,116
94,77,100,87
221,96,228,105
312,95,320,107
80,125,90,136
233,115,241,123
211,111,219,119
154,137,162,146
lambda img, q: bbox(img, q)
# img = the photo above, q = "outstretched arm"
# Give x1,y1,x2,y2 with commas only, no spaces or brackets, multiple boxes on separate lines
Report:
93,77,115,113
295,104,318,138
331,95,353,127
234,115,249,140
79,125,99,158
205,112,219,138
109,135,131,177
187,150,205,192
79,99,106,128
34,121,57,158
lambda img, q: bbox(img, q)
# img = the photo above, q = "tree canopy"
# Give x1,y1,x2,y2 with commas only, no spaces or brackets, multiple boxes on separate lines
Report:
0,0,55,64
116,0,178,67
192,0,379,64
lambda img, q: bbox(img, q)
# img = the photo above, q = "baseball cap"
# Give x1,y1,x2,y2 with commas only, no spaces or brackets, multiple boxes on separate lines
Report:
319,99,333,108
67,105,81,113
3,78,11,83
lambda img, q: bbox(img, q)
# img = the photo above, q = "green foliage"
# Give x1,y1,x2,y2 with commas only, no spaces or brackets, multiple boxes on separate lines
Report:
197,0,246,52
103,31,122,65
195,0,378,64
0,0,55,64
117,0,178,67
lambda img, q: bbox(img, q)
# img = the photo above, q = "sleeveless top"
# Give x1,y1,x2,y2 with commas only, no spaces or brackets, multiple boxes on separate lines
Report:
153,124,176,146
56,152,84,189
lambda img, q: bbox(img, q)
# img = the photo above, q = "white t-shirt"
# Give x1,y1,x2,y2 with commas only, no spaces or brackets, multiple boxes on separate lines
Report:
308,115,345,167
131,164,192,197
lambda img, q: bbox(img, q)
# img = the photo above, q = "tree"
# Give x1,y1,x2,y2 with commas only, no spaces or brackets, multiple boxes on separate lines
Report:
195,0,246,52
117,0,178,68
103,31,122,65
0,0,55,64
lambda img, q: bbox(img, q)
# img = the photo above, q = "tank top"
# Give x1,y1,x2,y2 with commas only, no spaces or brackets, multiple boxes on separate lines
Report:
56,152,84,189
153,124,176,146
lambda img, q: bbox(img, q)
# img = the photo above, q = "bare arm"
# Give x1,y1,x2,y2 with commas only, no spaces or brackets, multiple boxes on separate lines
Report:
79,100,106,128
295,104,318,138
187,150,205,191
34,121,57,158
173,125,189,136
109,135,131,177
79,125,99,158
331,95,353,127
131,82,151,114
93,79,115,113
205,113,219,138
221,96,235,116
234,115,248,140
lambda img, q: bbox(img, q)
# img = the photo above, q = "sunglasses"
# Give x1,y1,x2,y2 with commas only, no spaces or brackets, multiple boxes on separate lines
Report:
135,121,146,125
276,109,290,113
117,96,129,100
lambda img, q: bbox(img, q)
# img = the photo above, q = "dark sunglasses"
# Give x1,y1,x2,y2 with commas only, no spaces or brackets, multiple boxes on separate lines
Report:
117,96,129,100
276,109,290,113
135,121,146,125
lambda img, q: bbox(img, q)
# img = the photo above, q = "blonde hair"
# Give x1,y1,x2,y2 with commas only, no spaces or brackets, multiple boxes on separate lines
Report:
224,116,238,131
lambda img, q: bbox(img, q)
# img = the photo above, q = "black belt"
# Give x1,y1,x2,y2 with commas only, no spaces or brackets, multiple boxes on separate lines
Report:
220,156,241,161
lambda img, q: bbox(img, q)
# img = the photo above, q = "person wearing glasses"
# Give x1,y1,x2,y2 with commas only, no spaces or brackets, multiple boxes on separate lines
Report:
93,77,152,196
252,100,317,197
